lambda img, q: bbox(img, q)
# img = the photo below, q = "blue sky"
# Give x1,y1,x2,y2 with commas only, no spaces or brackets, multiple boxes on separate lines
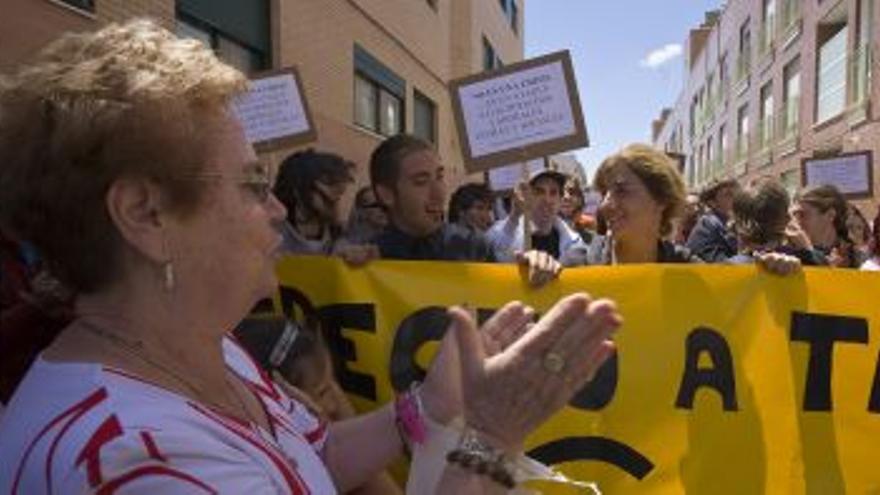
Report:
525,0,723,180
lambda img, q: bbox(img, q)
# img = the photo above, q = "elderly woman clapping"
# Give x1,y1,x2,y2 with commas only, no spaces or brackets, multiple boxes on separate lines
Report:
0,20,620,494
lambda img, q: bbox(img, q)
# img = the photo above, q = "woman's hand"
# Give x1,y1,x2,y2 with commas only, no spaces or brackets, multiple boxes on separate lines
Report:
784,220,813,251
335,243,379,266
420,302,536,426
449,293,620,451
516,250,563,288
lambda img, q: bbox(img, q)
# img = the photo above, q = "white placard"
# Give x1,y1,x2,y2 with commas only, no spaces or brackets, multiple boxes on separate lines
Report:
488,159,547,192
803,153,872,196
234,72,311,146
458,62,577,159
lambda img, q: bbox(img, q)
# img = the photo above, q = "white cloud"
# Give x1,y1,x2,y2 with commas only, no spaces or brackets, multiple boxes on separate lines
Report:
639,44,683,69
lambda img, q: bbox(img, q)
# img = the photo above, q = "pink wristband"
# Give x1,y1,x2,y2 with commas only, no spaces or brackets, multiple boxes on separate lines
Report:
395,384,427,445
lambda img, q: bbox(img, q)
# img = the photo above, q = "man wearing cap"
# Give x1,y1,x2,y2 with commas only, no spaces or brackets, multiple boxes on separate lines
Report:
486,168,588,265
686,178,740,262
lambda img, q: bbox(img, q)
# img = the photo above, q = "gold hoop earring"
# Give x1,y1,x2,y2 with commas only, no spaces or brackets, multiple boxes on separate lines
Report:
163,260,175,292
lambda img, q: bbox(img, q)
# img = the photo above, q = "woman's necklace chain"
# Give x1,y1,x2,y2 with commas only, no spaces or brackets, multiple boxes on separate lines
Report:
77,319,261,427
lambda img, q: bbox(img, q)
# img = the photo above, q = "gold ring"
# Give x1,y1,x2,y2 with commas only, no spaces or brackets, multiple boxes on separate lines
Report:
542,351,566,374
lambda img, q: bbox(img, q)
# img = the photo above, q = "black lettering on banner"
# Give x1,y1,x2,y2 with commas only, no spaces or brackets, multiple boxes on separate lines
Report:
389,306,449,393
790,312,868,411
675,327,738,411
569,352,618,410
318,303,378,401
389,306,502,393
528,437,654,480
869,349,880,413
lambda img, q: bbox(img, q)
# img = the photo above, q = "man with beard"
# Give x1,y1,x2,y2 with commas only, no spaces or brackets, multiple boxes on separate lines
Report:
486,169,587,265
371,134,559,285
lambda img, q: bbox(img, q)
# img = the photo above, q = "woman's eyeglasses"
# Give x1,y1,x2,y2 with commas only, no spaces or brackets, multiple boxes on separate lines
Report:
176,171,275,203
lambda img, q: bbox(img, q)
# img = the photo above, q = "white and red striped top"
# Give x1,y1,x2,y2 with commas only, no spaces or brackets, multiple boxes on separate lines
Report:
0,337,337,494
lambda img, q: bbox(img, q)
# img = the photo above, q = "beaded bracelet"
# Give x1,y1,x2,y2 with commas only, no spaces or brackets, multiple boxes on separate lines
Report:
445,429,516,489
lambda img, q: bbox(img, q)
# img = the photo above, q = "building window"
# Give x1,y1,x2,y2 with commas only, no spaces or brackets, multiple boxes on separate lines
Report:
354,76,378,131
851,0,873,105
816,18,848,123
760,0,777,55
483,37,502,71
413,90,437,144
510,1,519,34
737,19,752,82
759,82,774,148
707,135,715,174
57,0,94,11
719,125,728,166
782,57,801,136
353,45,405,136
176,0,270,74
736,104,750,161
497,0,519,33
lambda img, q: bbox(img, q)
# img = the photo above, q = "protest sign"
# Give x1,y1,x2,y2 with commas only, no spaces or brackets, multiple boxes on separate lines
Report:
801,151,874,199
233,67,317,152
450,51,588,174
275,257,880,494
487,158,547,191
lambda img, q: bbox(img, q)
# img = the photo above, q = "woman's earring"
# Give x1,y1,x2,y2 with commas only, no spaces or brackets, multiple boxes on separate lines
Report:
163,260,175,292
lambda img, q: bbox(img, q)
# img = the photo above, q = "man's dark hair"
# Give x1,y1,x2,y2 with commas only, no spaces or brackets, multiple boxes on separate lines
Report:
699,178,740,204
732,180,790,246
448,183,493,223
273,149,354,224
369,134,433,194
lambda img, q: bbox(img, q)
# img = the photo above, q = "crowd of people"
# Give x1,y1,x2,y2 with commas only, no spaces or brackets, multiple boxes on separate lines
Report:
0,19,878,495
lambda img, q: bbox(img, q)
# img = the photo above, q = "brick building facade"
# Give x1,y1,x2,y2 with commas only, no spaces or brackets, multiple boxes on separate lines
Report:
1,0,525,198
653,0,879,214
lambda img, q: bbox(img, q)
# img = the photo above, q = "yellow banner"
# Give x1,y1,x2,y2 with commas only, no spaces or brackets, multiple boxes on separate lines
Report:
275,256,880,494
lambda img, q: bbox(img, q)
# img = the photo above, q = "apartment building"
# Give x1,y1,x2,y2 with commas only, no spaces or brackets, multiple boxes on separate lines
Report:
1,0,525,190
653,0,878,212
